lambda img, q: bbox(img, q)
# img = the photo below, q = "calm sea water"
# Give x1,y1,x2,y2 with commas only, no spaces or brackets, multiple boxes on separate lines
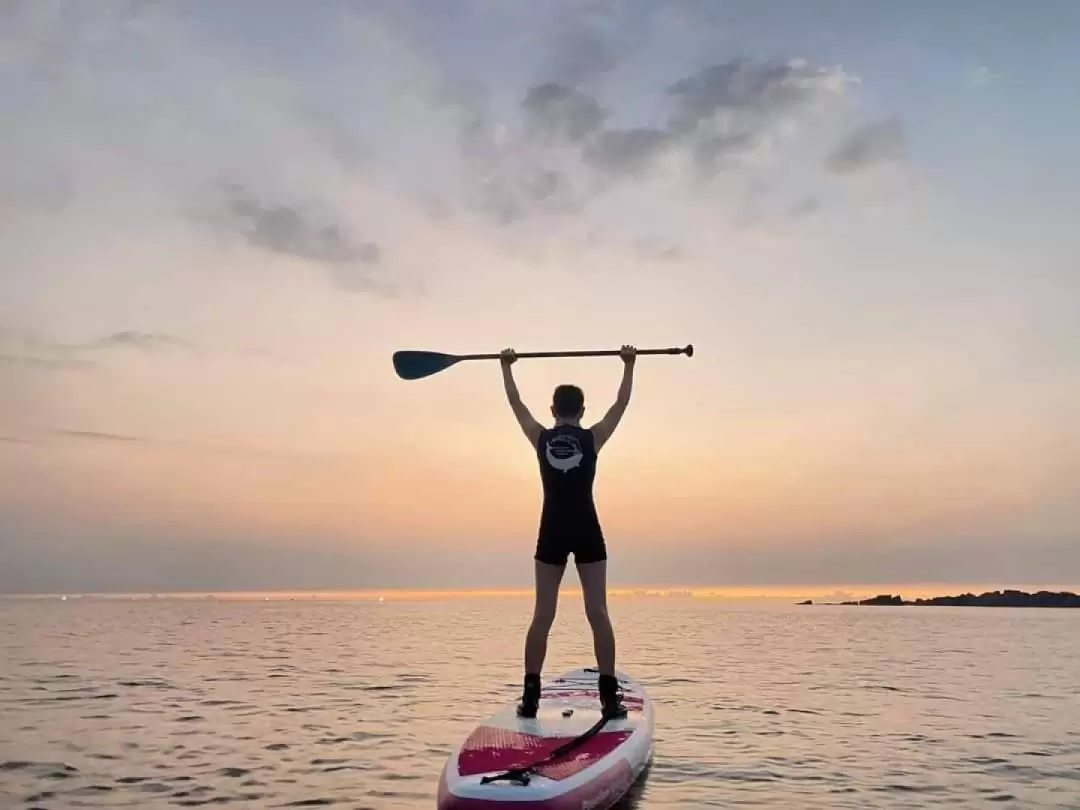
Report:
2,596,1079,809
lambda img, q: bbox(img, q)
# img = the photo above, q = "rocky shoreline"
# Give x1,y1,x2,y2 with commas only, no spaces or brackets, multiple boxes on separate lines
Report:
797,589,1080,607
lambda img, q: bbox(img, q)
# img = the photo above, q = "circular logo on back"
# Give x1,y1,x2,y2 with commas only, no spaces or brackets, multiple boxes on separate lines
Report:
545,434,583,473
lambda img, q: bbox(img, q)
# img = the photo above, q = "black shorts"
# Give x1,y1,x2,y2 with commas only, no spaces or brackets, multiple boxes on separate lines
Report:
534,530,607,566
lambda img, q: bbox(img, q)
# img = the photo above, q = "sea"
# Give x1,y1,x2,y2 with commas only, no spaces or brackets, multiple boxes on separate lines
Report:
2,594,1079,809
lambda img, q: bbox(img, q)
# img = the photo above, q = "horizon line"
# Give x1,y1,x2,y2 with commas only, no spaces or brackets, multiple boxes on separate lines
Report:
3,581,1078,601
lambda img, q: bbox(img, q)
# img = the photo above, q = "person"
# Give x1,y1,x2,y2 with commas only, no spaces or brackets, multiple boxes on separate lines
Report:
499,343,637,721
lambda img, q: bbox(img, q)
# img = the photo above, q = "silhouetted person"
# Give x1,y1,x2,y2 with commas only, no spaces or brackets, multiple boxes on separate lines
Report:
499,344,637,720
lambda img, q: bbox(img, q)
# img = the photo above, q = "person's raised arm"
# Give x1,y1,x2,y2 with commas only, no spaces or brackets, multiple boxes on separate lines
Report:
500,348,543,447
590,345,636,451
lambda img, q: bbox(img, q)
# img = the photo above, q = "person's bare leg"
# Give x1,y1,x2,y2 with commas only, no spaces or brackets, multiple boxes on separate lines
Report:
578,560,625,718
525,560,566,676
577,560,615,676
518,560,565,718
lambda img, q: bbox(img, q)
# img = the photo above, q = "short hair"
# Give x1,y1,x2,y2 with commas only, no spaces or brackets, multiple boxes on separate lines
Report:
551,384,585,417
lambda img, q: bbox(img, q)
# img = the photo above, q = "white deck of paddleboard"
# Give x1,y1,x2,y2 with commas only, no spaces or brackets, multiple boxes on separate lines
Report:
440,667,654,806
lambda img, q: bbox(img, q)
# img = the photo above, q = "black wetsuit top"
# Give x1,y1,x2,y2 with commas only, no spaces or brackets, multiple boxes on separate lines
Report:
534,424,606,564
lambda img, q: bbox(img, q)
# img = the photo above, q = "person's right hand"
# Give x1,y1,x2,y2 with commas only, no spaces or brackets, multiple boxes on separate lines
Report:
500,348,517,365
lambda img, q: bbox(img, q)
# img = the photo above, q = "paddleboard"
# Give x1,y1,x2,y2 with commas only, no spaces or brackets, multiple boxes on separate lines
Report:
437,667,653,810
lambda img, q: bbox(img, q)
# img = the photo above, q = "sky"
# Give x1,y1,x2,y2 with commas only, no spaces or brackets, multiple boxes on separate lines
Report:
2,0,1079,594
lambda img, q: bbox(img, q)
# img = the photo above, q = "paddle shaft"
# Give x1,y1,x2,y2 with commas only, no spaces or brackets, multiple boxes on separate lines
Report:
459,345,692,361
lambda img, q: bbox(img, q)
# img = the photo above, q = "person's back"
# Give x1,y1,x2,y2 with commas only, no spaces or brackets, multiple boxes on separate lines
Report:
535,422,601,551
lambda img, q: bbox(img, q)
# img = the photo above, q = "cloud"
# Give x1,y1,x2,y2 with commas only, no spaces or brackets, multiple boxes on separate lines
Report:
53,429,144,442
0,327,196,372
824,116,907,174
0,436,33,444
521,83,608,144
0,352,93,371
664,58,850,137
584,127,672,175
211,182,387,293
445,52,861,245
36,425,366,464
0,330,94,371
85,331,196,351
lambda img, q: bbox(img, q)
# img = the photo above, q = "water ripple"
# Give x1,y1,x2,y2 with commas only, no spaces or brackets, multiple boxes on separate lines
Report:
1,598,1078,808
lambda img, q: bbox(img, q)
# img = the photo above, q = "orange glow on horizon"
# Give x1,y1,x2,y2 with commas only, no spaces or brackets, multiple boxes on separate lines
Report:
6,582,1077,601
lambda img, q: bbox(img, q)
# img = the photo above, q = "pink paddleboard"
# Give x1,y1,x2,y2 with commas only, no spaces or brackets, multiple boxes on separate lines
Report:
437,667,653,810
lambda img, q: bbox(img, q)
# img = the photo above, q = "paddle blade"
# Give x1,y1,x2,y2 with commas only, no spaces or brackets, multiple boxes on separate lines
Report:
392,350,461,380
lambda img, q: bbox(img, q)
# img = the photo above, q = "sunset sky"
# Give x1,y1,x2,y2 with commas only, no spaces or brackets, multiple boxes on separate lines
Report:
2,0,1078,594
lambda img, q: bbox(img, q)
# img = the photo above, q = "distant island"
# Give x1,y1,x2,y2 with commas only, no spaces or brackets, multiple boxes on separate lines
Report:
798,589,1080,608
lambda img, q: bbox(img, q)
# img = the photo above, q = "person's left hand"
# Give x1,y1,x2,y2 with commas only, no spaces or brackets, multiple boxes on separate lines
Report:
619,344,637,365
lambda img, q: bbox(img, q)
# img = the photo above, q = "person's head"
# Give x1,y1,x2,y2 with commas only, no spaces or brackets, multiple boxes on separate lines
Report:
550,384,585,422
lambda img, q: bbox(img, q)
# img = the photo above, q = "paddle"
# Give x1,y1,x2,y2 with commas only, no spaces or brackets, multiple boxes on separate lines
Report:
392,344,694,380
